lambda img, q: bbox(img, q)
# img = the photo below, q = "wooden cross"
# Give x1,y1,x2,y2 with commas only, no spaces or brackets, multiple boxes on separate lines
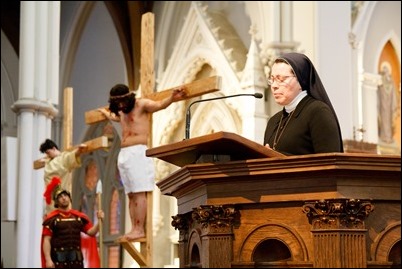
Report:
33,87,109,170
84,75,221,125
82,12,221,267
33,136,109,169
84,13,220,127
84,12,221,129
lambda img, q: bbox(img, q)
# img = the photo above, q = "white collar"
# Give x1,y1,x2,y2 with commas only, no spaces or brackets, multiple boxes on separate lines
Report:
285,91,307,113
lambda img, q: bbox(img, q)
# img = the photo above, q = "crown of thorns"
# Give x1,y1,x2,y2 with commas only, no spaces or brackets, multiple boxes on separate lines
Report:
109,92,135,100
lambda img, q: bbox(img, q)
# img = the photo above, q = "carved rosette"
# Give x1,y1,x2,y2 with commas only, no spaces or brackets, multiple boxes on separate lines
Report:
191,205,238,232
302,199,374,229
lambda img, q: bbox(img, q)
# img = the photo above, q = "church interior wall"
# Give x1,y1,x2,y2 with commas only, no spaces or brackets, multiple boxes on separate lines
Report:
1,31,18,138
363,1,401,73
66,2,128,145
315,2,354,141
293,1,315,56
1,1,401,268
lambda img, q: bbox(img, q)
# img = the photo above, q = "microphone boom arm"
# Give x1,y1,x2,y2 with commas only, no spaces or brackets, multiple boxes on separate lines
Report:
185,93,263,139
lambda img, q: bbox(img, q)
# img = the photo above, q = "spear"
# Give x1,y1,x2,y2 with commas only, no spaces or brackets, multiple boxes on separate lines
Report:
96,179,103,267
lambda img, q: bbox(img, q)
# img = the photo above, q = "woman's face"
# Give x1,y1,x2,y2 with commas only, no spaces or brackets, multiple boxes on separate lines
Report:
269,62,302,106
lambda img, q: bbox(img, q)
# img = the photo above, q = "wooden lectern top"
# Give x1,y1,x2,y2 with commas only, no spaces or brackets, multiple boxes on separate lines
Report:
146,131,285,167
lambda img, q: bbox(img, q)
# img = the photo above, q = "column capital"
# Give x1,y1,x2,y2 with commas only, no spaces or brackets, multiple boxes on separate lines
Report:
191,205,238,230
11,98,58,117
302,198,374,229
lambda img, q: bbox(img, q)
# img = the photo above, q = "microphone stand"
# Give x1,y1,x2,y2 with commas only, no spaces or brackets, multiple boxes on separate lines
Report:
185,93,263,139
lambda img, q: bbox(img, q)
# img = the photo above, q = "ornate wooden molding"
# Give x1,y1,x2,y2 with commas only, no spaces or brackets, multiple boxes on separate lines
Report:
302,198,374,229
171,205,239,234
192,205,238,229
171,213,191,231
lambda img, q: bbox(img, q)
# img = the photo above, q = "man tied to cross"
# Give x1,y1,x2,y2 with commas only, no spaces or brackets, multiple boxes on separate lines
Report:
98,84,186,241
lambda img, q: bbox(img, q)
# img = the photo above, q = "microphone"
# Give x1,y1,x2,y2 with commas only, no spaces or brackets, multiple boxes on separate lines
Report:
185,92,263,139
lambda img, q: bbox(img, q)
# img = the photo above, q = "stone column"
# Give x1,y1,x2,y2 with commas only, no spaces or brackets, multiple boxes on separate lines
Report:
362,72,382,143
12,2,60,267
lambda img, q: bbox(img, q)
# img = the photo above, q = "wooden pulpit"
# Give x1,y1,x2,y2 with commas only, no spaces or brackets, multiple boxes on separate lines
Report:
146,131,284,167
147,132,401,268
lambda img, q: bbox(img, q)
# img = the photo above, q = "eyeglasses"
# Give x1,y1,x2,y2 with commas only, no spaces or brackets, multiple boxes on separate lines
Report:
267,75,295,86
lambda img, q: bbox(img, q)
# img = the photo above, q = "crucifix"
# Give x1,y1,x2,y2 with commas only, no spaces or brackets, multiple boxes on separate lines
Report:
84,76,221,126
83,12,221,267
33,87,108,170
84,11,221,128
33,87,109,170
